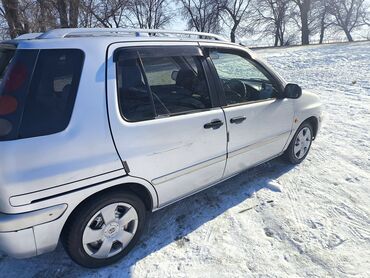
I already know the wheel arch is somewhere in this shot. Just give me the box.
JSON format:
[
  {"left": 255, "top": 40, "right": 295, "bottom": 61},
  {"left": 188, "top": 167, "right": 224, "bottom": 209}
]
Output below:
[
  {"left": 61, "top": 181, "right": 155, "bottom": 237},
  {"left": 303, "top": 116, "right": 319, "bottom": 139},
  {"left": 283, "top": 114, "right": 319, "bottom": 153}
]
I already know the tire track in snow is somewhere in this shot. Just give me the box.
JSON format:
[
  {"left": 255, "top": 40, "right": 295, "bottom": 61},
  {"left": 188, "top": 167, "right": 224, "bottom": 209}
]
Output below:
[
  {"left": 329, "top": 204, "right": 370, "bottom": 242},
  {"left": 284, "top": 175, "right": 307, "bottom": 234}
]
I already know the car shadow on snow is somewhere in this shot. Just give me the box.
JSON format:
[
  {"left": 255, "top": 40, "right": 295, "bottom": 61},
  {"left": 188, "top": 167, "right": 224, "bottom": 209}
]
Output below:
[{"left": 1, "top": 157, "right": 295, "bottom": 277}]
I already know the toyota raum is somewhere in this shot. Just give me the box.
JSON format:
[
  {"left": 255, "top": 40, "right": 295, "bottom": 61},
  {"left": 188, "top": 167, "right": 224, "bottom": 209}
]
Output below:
[{"left": 0, "top": 28, "right": 322, "bottom": 268}]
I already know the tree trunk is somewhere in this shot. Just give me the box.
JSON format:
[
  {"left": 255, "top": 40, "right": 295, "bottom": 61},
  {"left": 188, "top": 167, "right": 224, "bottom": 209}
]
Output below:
[
  {"left": 279, "top": 32, "right": 284, "bottom": 46},
  {"left": 297, "top": 0, "right": 311, "bottom": 45},
  {"left": 301, "top": 11, "right": 309, "bottom": 45},
  {"left": 69, "top": 0, "right": 79, "bottom": 28},
  {"left": 230, "top": 25, "right": 237, "bottom": 43},
  {"left": 343, "top": 28, "right": 353, "bottom": 42},
  {"left": 274, "top": 27, "right": 279, "bottom": 47},
  {"left": 319, "top": 12, "right": 326, "bottom": 44},
  {"left": 1, "top": 0, "right": 25, "bottom": 38},
  {"left": 319, "top": 26, "right": 325, "bottom": 44},
  {"left": 56, "top": 0, "right": 69, "bottom": 28},
  {"left": 37, "top": 0, "right": 47, "bottom": 32}
]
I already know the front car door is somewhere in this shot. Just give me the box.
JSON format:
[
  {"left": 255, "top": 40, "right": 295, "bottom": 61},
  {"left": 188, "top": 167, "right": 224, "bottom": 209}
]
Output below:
[
  {"left": 107, "top": 42, "right": 227, "bottom": 207},
  {"left": 202, "top": 43, "right": 294, "bottom": 177}
]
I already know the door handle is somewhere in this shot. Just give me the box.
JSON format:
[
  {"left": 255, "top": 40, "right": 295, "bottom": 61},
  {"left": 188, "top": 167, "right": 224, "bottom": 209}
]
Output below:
[
  {"left": 230, "top": 116, "right": 247, "bottom": 124},
  {"left": 204, "top": 120, "right": 224, "bottom": 130}
]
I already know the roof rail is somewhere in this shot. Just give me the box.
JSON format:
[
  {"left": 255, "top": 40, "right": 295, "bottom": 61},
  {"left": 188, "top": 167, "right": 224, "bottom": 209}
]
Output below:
[
  {"left": 37, "top": 28, "right": 227, "bottom": 41},
  {"left": 15, "top": 33, "right": 43, "bottom": 40}
]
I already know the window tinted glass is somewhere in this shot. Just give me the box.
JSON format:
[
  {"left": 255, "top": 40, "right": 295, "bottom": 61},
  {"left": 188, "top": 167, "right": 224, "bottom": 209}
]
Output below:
[
  {"left": 143, "top": 56, "right": 179, "bottom": 86},
  {"left": 19, "top": 49, "right": 84, "bottom": 138},
  {"left": 142, "top": 56, "right": 211, "bottom": 116},
  {"left": 210, "top": 51, "right": 278, "bottom": 105},
  {"left": 116, "top": 49, "right": 212, "bottom": 122},
  {"left": 117, "top": 58, "right": 155, "bottom": 121}
]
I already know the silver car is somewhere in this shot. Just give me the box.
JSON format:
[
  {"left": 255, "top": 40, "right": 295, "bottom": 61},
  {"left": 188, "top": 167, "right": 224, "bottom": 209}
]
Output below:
[{"left": 0, "top": 28, "right": 322, "bottom": 268}]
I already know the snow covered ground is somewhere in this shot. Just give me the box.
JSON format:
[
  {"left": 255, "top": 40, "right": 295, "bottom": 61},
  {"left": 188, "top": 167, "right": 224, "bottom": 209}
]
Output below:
[{"left": 1, "top": 42, "right": 369, "bottom": 277}]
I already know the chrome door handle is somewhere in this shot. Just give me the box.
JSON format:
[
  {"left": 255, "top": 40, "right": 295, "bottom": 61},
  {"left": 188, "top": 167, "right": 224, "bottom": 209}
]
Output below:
[
  {"left": 204, "top": 120, "right": 224, "bottom": 130},
  {"left": 230, "top": 116, "right": 246, "bottom": 124}
]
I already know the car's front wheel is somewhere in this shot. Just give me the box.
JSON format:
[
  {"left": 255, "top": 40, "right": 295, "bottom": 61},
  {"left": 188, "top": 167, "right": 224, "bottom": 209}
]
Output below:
[
  {"left": 62, "top": 190, "right": 146, "bottom": 268},
  {"left": 284, "top": 121, "right": 313, "bottom": 164}
]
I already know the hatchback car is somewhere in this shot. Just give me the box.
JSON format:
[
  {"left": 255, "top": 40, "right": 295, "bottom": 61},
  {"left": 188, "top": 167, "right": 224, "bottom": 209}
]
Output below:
[{"left": 0, "top": 28, "right": 322, "bottom": 268}]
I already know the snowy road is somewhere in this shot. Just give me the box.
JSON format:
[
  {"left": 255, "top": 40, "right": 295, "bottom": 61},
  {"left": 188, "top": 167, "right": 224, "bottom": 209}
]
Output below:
[{"left": 1, "top": 42, "right": 369, "bottom": 277}]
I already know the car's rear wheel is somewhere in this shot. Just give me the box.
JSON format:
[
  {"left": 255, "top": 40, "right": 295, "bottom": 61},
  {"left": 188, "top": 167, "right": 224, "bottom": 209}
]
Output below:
[
  {"left": 284, "top": 122, "right": 313, "bottom": 164},
  {"left": 62, "top": 190, "right": 146, "bottom": 268}
]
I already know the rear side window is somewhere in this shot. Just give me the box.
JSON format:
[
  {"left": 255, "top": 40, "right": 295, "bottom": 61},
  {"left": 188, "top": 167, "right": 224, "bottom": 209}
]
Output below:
[
  {"left": 0, "top": 48, "right": 84, "bottom": 141},
  {"left": 116, "top": 58, "right": 155, "bottom": 121},
  {"left": 144, "top": 56, "right": 179, "bottom": 86},
  {"left": 19, "top": 49, "right": 84, "bottom": 138},
  {"left": 115, "top": 47, "right": 212, "bottom": 122}
]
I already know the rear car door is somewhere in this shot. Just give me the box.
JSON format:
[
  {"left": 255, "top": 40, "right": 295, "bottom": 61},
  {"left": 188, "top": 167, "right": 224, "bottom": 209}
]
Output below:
[
  {"left": 107, "top": 42, "right": 227, "bottom": 207},
  {"left": 203, "top": 44, "right": 294, "bottom": 177}
]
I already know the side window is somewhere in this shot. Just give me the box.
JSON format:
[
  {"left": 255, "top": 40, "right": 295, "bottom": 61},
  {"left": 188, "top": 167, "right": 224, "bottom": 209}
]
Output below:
[
  {"left": 116, "top": 58, "right": 155, "bottom": 121},
  {"left": 144, "top": 56, "right": 179, "bottom": 86},
  {"left": 19, "top": 49, "right": 84, "bottom": 138},
  {"left": 116, "top": 49, "right": 212, "bottom": 122},
  {"left": 141, "top": 56, "right": 211, "bottom": 116},
  {"left": 209, "top": 50, "right": 279, "bottom": 105}
]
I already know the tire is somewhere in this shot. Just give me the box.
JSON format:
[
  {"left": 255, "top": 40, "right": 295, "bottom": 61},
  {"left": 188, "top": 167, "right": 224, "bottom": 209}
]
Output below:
[
  {"left": 284, "top": 121, "right": 313, "bottom": 164},
  {"left": 62, "top": 190, "right": 146, "bottom": 268}
]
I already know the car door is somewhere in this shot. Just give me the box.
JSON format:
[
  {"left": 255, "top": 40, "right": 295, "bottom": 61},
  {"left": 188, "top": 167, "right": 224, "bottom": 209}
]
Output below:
[
  {"left": 106, "top": 42, "right": 227, "bottom": 207},
  {"left": 203, "top": 44, "right": 294, "bottom": 177}
]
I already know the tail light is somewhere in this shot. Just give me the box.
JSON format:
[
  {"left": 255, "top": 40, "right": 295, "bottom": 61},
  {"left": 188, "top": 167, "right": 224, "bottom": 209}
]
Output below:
[
  {"left": 0, "top": 95, "right": 18, "bottom": 115},
  {"left": 0, "top": 118, "right": 12, "bottom": 136},
  {"left": 0, "top": 49, "right": 37, "bottom": 140}
]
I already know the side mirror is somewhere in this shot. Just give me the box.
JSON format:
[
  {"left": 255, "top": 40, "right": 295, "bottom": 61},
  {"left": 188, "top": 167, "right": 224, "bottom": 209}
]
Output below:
[
  {"left": 171, "top": 70, "right": 179, "bottom": 81},
  {"left": 284, "top": 83, "right": 302, "bottom": 99}
]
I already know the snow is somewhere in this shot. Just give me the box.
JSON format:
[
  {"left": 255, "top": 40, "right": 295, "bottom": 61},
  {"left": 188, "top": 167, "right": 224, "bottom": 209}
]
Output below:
[{"left": 1, "top": 42, "right": 370, "bottom": 277}]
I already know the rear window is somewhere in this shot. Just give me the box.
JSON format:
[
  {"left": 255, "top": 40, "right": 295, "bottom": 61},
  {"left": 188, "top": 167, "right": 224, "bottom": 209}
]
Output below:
[
  {"left": 0, "top": 47, "right": 84, "bottom": 141},
  {"left": 0, "top": 47, "right": 15, "bottom": 81}
]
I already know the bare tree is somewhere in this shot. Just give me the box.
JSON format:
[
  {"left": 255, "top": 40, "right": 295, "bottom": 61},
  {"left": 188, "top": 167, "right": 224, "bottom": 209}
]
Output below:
[
  {"left": 315, "top": 0, "right": 332, "bottom": 43},
  {"left": 219, "top": 0, "right": 253, "bottom": 42},
  {"left": 79, "top": 0, "right": 95, "bottom": 27},
  {"left": 81, "top": 0, "right": 129, "bottom": 27},
  {"left": 328, "top": 0, "right": 368, "bottom": 41},
  {"left": 1, "top": 0, "right": 58, "bottom": 37},
  {"left": 127, "top": 0, "right": 171, "bottom": 29},
  {"left": 1, "top": 0, "right": 27, "bottom": 38},
  {"left": 54, "top": 0, "right": 80, "bottom": 28},
  {"left": 55, "top": 0, "right": 68, "bottom": 27},
  {"left": 292, "top": 0, "right": 313, "bottom": 44},
  {"left": 36, "top": 0, "right": 58, "bottom": 32},
  {"left": 255, "top": 0, "right": 292, "bottom": 46},
  {"left": 69, "top": 0, "right": 79, "bottom": 27},
  {"left": 179, "top": 0, "right": 223, "bottom": 33},
  {"left": 0, "top": 0, "right": 369, "bottom": 43}
]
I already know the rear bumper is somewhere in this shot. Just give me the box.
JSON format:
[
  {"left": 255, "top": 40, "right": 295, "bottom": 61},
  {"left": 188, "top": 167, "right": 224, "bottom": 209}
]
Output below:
[{"left": 0, "top": 204, "right": 67, "bottom": 258}]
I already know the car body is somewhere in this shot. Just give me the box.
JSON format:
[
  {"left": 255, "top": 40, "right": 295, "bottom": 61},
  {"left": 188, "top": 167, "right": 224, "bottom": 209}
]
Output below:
[{"left": 0, "top": 28, "right": 322, "bottom": 267}]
